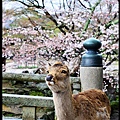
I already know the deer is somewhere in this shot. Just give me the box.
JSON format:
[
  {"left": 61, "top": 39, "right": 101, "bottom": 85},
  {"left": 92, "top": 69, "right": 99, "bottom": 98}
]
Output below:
[{"left": 45, "top": 61, "right": 111, "bottom": 120}]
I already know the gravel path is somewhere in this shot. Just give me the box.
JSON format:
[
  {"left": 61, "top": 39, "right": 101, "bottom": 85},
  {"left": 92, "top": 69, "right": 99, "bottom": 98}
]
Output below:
[{"left": 5, "top": 62, "right": 36, "bottom": 73}]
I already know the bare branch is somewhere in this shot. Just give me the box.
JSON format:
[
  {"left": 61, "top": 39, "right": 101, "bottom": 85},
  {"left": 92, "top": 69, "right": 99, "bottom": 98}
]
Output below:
[
  {"left": 63, "top": 0, "right": 66, "bottom": 9},
  {"left": 17, "top": 0, "right": 34, "bottom": 7},
  {"left": 105, "top": 19, "right": 119, "bottom": 29},
  {"left": 17, "top": 0, "right": 44, "bottom": 9},
  {"left": 42, "top": 0, "right": 45, "bottom": 8},
  {"left": 77, "top": 0, "right": 91, "bottom": 10},
  {"left": 65, "top": 0, "right": 72, "bottom": 10},
  {"left": 43, "top": 9, "right": 68, "bottom": 35},
  {"left": 50, "top": 0, "right": 59, "bottom": 18},
  {"left": 105, "top": 56, "right": 118, "bottom": 67},
  {"left": 59, "top": 0, "right": 62, "bottom": 9}
]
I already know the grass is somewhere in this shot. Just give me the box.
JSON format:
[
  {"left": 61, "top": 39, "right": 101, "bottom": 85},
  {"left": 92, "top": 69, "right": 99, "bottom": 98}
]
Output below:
[
  {"left": 110, "top": 96, "right": 119, "bottom": 110},
  {"left": 29, "top": 90, "right": 44, "bottom": 96}
]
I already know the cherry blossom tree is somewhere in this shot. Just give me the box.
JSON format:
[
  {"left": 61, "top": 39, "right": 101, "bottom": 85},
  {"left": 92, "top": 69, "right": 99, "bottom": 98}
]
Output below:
[{"left": 2, "top": 0, "right": 119, "bottom": 100}]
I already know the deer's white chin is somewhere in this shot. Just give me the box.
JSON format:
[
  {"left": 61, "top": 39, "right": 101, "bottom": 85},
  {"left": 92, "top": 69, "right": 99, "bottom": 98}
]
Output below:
[{"left": 46, "top": 81, "right": 55, "bottom": 86}]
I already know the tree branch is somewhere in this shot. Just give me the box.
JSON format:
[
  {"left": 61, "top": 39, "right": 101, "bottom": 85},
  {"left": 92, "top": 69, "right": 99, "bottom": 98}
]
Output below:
[
  {"left": 77, "top": 0, "right": 91, "bottom": 10},
  {"left": 43, "top": 9, "right": 69, "bottom": 35},
  {"left": 105, "top": 19, "right": 119, "bottom": 29},
  {"left": 17, "top": 0, "right": 44, "bottom": 9},
  {"left": 80, "top": 0, "right": 101, "bottom": 37}
]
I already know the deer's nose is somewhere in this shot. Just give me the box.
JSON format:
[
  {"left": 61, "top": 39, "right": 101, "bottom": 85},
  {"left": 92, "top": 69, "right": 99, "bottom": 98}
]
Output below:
[{"left": 46, "top": 74, "right": 53, "bottom": 81}]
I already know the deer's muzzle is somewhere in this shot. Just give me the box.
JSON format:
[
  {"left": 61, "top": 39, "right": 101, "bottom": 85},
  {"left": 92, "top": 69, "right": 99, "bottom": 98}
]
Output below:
[{"left": 46, "top": 74, "right": 53, "bottom": 81}]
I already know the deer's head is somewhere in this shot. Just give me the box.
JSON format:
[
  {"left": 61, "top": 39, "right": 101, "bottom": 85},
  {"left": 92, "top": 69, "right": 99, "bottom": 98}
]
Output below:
[{"left": 45, "top": 61, "right": 70, "bottom": 93}]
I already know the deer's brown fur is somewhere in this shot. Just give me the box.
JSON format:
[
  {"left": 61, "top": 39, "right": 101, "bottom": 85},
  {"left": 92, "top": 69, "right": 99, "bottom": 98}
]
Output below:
[{"left": 45, "top": 61, "right": 111, "bottom": 120}]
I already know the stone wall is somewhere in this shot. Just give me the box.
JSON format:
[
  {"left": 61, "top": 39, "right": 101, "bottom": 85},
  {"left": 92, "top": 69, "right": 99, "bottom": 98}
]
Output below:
[{"left": 2, "top": 75, "right": 81, "bottom": 120}]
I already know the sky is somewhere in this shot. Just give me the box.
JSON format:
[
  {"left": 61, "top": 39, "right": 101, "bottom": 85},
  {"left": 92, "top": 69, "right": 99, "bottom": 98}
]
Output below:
[
  {"left": 3, "top": 0, "right": 119, "bottom": 12},
  {"left": 3, "top": 0, "right": 62, "bottom": 11},
  {"left": 2, "top": 0, "right": 94, "bottom": 11},
  {"left": 2, "top": 0, "right": 118, "bottom": 29},
  {"left": 2, "top": 0, "right": 83, "bottom": 28},
  {"left": 3, "top": 1, "right": 23, "bottom": 10}
]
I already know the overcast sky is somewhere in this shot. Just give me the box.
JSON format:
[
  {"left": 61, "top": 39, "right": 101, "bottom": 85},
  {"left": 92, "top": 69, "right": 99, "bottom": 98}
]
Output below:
[
  {"left": 2, "top": 0, "right": 118, "bottom": 29},
  {"left": 2, "top": 0, "right": 96, "bottom": 11}
]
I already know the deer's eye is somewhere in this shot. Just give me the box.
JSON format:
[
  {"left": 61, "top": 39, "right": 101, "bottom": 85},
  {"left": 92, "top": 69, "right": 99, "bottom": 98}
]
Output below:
[
  {"left": 47, "top": 70, "right": 49, "bottom": 73},
  {"left": 61, "top": 70, "right": 67, "bottom": 74}
]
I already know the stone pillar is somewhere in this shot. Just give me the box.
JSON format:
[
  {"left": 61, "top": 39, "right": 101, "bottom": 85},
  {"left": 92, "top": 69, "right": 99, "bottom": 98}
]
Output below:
[
  {"left": 22, "top": 107, "right": 36, "bottom": 120},
  {"left": 80, "top": 38, "right": 103, "bottom": 91}
]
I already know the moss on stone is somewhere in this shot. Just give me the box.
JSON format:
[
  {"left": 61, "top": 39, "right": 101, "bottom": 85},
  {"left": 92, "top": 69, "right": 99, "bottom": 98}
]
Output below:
[{"left": 29, "top": 90, "right": 44, "bottom": 96}]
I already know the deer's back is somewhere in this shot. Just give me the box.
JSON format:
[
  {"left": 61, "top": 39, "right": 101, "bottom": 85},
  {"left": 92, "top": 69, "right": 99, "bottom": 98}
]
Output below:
[{"left": 72, "top": 89, "right": 111, "bottom": 120}]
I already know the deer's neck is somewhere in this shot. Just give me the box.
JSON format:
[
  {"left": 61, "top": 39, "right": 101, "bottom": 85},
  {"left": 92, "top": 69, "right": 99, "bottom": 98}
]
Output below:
[{"left": 53, "top": 84, "right": 75, "bottom": 120}]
